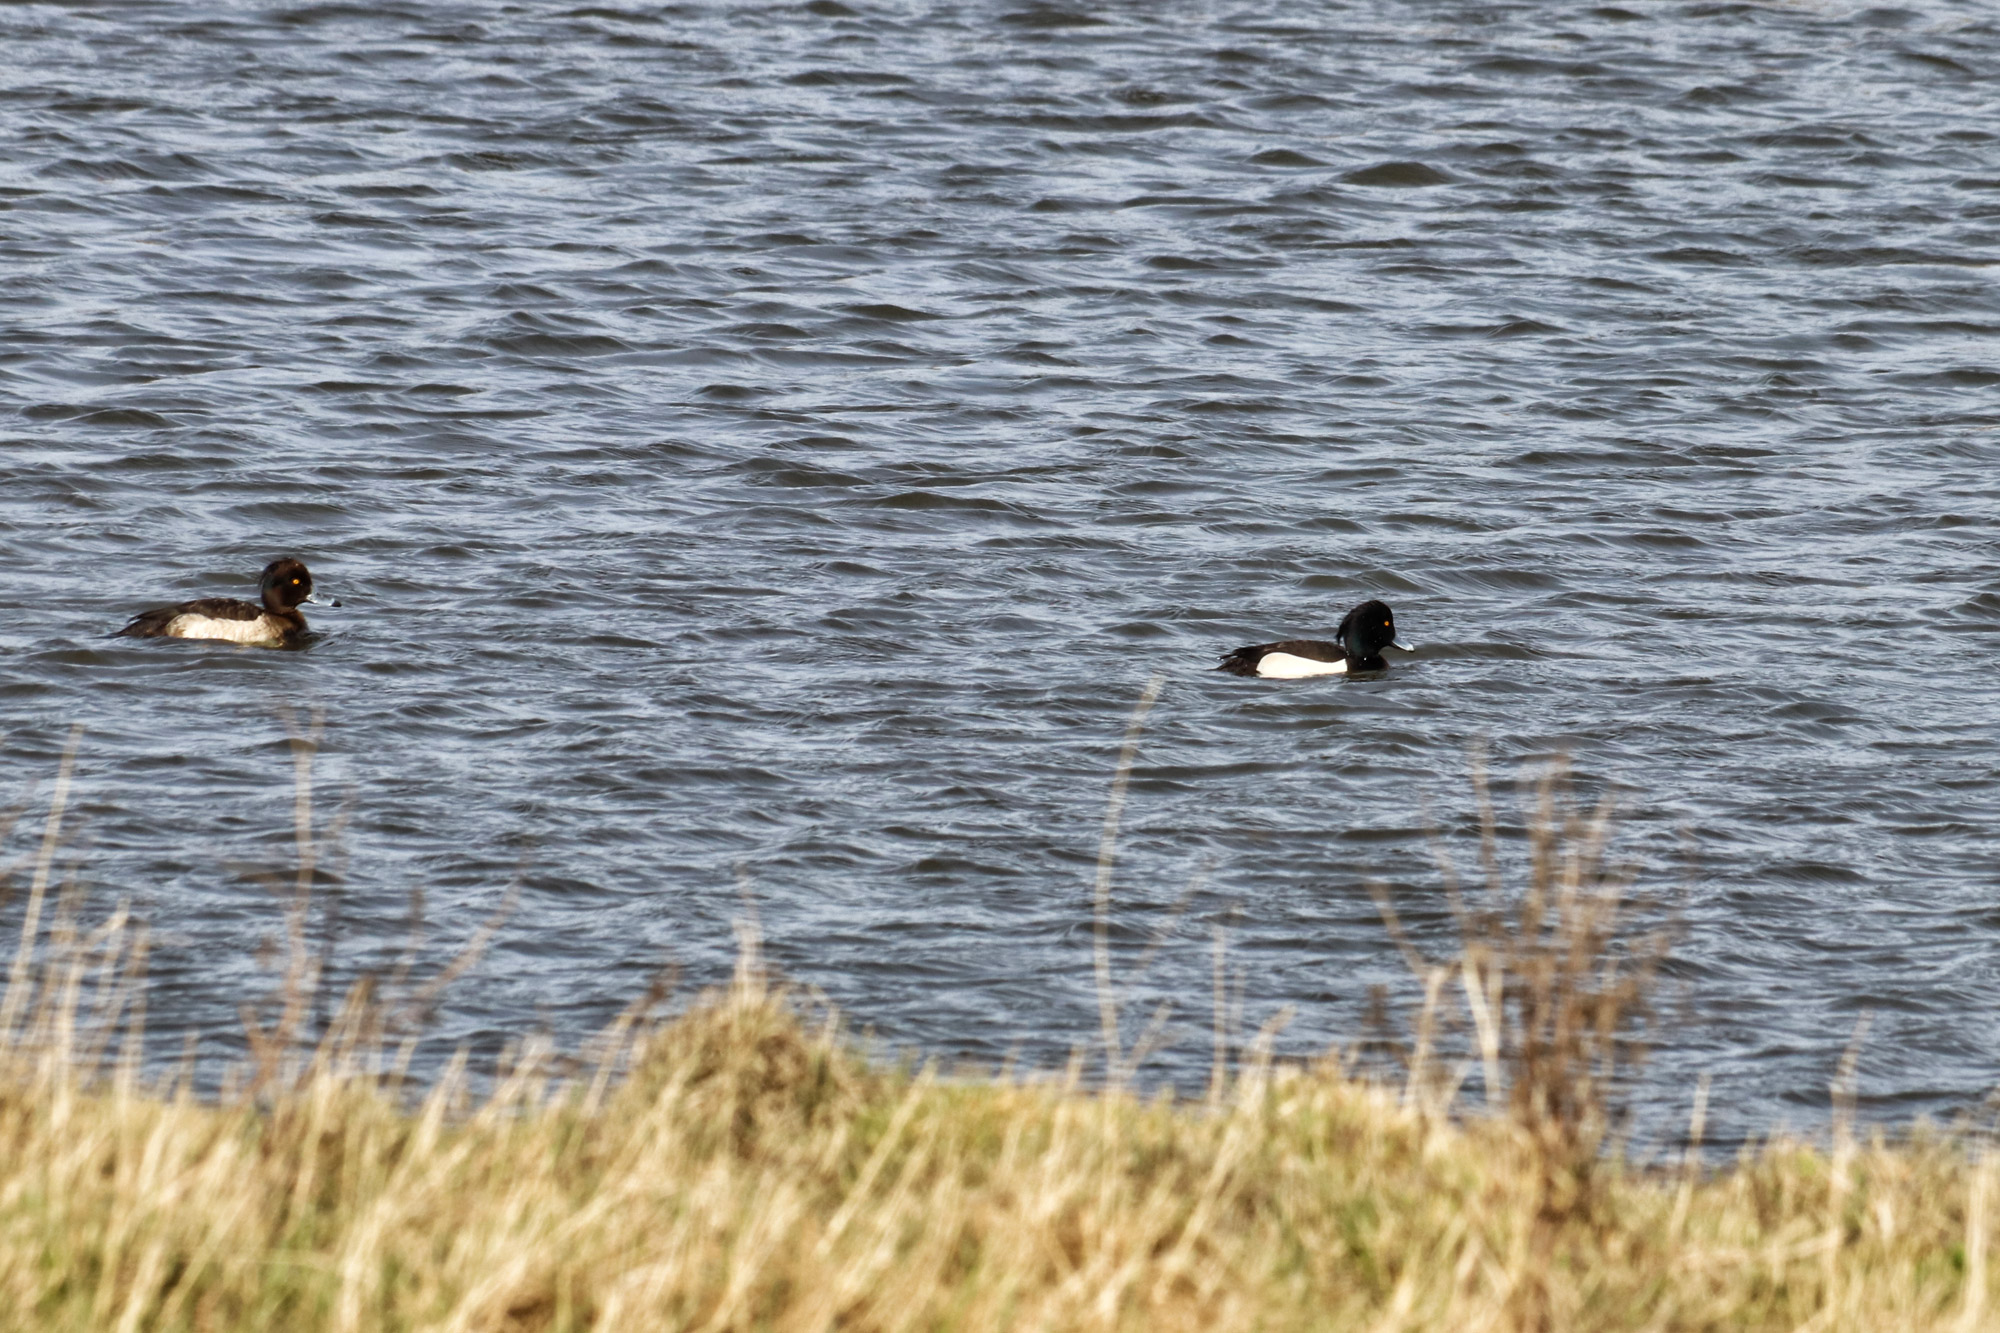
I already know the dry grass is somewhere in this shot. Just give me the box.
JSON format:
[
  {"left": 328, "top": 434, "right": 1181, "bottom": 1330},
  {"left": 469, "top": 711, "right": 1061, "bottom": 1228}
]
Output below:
[
  {"left": 0, "top": 931, "right": 1994, "bottom": 1331},
  {"left": 0, "top": 728, "right": 1994, "bottom": 1331}
]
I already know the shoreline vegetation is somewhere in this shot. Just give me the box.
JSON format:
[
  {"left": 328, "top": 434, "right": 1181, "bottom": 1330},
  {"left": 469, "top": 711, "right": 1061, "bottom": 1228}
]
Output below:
[{"left": 3, "top": 720, "right": 1996, "bottom": 1331}]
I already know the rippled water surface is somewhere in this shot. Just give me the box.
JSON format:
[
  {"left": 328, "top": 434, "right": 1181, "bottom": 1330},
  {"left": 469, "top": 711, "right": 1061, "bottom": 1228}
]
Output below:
[{"left": 4, "top": 0, "right": 1999, "bottom": 1140}]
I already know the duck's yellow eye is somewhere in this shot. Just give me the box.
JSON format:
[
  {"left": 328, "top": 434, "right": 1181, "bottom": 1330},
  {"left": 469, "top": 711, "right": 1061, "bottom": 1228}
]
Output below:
[{"left": 293, "top": 579, "right": 301, "bottom": 585}]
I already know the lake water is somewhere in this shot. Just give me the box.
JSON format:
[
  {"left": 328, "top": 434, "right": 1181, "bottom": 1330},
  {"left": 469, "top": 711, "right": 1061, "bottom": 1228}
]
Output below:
[{"left": 2, "top": 0, "right": 1998, "bottom": 1144}]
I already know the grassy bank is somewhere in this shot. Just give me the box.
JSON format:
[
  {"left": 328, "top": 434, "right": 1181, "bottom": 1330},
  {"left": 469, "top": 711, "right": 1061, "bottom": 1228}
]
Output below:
[
  {"left": 0, "top": 938, "right": 1993, "bottom": 1332},
  {"left": 2, "top": 730, "right": 1995, "bottom": 1330}
]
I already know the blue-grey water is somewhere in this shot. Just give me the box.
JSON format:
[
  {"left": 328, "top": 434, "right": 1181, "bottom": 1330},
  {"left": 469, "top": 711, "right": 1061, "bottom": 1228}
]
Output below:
[{"left": 3, "top": 0, "right": 1999, "bottom": 1143}]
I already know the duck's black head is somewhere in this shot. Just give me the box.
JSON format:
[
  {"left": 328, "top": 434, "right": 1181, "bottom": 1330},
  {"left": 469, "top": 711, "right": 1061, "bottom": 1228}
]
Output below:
[
  {"left": 259, "top": 558, "right": 331, "bottom": 613},
  {"left": 1335, "top": 599, "right": 1408, "bottom": 669}
]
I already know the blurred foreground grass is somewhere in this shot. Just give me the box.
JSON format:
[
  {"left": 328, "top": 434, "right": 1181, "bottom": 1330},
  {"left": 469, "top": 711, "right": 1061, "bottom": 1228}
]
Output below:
[
  {"left": 3, "top": 938, "right": 1994, "bottom": 1331},
  {"left": 1, "top": 725, "right": 1995, "bottom": 1331}
]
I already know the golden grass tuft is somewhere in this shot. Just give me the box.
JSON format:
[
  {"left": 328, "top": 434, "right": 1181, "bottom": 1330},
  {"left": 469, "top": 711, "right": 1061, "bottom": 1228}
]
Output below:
[
  {"left": 0, "top": 724, "right": 1995, "bottom": 1330},
  {"left": 0, "top": 945, "right": 1994, "bottom": 1331}
]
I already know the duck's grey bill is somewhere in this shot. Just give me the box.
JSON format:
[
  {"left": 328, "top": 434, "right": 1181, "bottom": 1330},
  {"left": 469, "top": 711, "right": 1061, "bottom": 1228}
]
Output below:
[
  {"left": 306, "top": 592, "right": 342, "bottom": 607},
  {"left": 1392, "top": 640, "right": 1414, "bottom": 652}
]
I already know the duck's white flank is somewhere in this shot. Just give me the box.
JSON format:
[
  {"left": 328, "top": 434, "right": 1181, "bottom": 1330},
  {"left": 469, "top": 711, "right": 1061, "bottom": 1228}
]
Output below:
[
  {"left": 1254, "top": 652, "right": 1349, "bottom": 679},
  {"left": 165, "top": 613, "right": 285, "bottom": 646}
]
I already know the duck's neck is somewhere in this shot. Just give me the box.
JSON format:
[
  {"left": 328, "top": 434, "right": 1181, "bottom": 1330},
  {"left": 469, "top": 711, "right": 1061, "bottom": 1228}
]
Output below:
[
  {"left": 262, "top": 591, "right": 307, "bottom": 634},
  {"left": 1341, "top": 635, "right": 1387, "bottom": 672}
]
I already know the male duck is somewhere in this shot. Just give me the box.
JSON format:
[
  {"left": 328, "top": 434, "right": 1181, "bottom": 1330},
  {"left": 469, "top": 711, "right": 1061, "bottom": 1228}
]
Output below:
[
  {"left": 116, "top": 558, "right": 339, "bottom": 647},
  {"left": 1216, "top": 599, "right": 1412, "bottom": 678}
]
